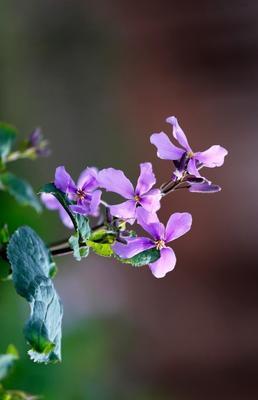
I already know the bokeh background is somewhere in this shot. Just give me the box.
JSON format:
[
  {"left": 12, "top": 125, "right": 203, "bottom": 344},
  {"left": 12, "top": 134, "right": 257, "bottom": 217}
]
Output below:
[{"left": 0, "top": 1, "right": 258, "bottom": 399}]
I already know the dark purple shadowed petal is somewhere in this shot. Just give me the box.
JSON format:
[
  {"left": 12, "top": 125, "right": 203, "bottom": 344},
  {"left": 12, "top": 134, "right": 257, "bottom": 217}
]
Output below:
[
  {"left": 29, "top": 128, "right": 43, "bottom": 146},
  {"left": 150, "top": 132, "right": 184, "bottom": 160},
  {"left": 109, "top": 200, "right": 136, "bottom": 220},
  {"left": 165, "top": 212, "right": 192, "bottom": 243},
  {"left": 139, "top": 189, "right": 161, "bottom": 213},
  {"left": 113, "top": 237, "right": 154, "bottom": 259},
  {"left": 136, "top": 207, "right": 165, "bottom": 240},
  {"left": 149, "top": 247, "right": 176, "bottom": 278},
  {"left": 135, "top": 162, "right": 156, "bottom": 195},
  {"left": 70, "top": 204, "right": 91, "bottom": 215},
  {"left": 195, "top": 145, "right": 228, "bottom": 168},
  {"left": 98, "top": 168, "right": 134, "bottom": 199},
  {"left": 55, "top": 166, "right": 77, "bottom": 194},
  {"left": 166, "top": 116, "right": 192, "bottom": 152},
  {"left": 189, "top": 183, "right": 221, "bottom": 193}
]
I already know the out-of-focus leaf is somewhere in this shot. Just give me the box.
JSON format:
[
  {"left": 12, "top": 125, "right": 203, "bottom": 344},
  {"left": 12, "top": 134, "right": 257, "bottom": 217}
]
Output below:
[
  {"left": 0, "top": 384, "right": 40, "bottom": 399},
  {"left": 0, "top": 123, "right": 17, "bottom": 161},
  {"left": 0, "top": 173, "right": 42, "bottom": 212},
  {"left": 7, "top": 226, "right": 63, "bottom": 364},
  {"left": 0, "top": 225, "right": 9, "bottom": 245},
  {"left": 116, "top": 248, "right": 160, "bottom": 267},
  {"left": 0, "top": 345, "right": 19, "bottom": 381}
]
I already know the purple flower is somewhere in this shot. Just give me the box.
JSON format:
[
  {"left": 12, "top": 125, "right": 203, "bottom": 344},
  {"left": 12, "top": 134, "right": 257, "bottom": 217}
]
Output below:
[
  {"left": 113, "top": 208, "right": 192, "bottom": 278},
  {"left": 55, "top": 166, "right": 101, "bottom": 216},
  {"left": 28, "top": 128, "right": 51, "bottom": 157},
  {"left": 98, "top": 163, "right": 161, "bottom": 222},
  {"left": 41, "top": 193, "right": 73, "bottom": 229},
  {"left": 150, "top": 116, "right": 228, "bottom": 177}
]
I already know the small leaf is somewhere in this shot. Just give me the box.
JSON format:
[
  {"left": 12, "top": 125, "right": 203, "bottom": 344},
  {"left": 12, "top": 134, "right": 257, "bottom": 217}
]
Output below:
[
  {"left": 0, "top": 345, "right": 19, "bottom": 381},
  {"left": 0, "top": 225, "right": 9, "bottom": 245},
  {"left": 116, "top": 247, "right": 160, "bottom": 267},
  {"left": 0, "top": 123, "right": 17, "bottom": 161},
  {"left": 7, "top": 227, "right": 63, "bottom": 364},
  {"left": 0, "top": 173, "right": 42, "bottom": 212},
  {"left": 68, "top": 233, "right": 89, "bottom": 261}
]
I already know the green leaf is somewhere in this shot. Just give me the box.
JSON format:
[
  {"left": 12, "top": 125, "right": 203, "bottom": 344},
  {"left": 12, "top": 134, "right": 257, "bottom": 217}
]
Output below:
[
  {"left": 7, "top": 227, "right": 63, "bottom": 364},
  {"left": 68, "top": 233, "right": 89, "bottom": 261},
  {"left": 116, "top": 247, "right": 160, "bottom": 267},
  {"left": 0, "top": 385, "right": 39, "bottom": 400},
  {"left": 86, "top": 229, "right": 117, "bottom": 257},
  {"left": 0, "top": 173, "right": 42, "bottom": 212},
  {"left": 0, "top": 123, "right": 17, "bottom": 161},
  {"left": 0, "top": 225, "right": 9, "bottom": 245},
  {"left": 0, "top": 345, "right": 19, "bottom": 381}
]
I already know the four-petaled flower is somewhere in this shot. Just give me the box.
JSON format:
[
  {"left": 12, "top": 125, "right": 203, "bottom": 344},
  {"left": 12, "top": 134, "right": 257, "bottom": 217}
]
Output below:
[
  {"left": 55, "top": 166, "right": 101, "bottom": 216},
  {"left": 98, "top": 162, "right": 161, "bottom": 222},
  {"left": 150, "top": 116, "right": 228, "bottom": 178},
  {"left": 113, "top": 208, "right": 192, "bottom": 278}
]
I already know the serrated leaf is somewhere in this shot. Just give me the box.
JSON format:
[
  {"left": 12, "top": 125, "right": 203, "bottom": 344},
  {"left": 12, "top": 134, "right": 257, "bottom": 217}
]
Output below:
[
  {"left": 116, "top": 247, "right": 160, "bottom": 267},
  {"left": 68, "top": 233, "right": 89, "bottom": 261},
  {"left": 0, "top": 123, "right": 17, "bottom": 161},
  {"left": 0, "top": 345, "right": 19, "bottom": 381},
  {"left": 39, "top": 183, "right": 91, "bottom": 242},
  {"left": 7, "top": 227, "right": 63, "bottom": 364},
  {"left": 0, "top": 173, "right": 42, "bottom": 212}
]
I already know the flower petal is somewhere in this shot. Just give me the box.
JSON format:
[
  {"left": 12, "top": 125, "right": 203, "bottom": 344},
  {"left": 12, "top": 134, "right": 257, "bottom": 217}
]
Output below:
[
  {"left": 195, "top": 145, "right": 228, "bottom": 168},
  {"left": 165, "top": 212, "right": 192, "bottom": 243},
  {"left": 166, "top": 116, "right": 191, "bottom": 151},
  {"left": 113, "top": 237, "right": 154, "bottom": 259},
  {"left": 89, "top": 189, "right": 102, "bottom": 216},
  {"left": 149, "top": 247, "right": 176, "bottom": 278},
  {"left": 109, "top": 200, "right": 136, "bottom": 220},
  {"left": 137, "top": 207, "right": 165, "bottom": 240},
  {"left": 77, "top": 167, "right": 99, "bottom": 191},
  {"left": 55, "top": 166, "right": 76, "bottom": 194},
  {"left": 136, "top": 162, "right": 156, "bottom": 195},
  {"left": 98, "top": 168, "right": 134, "bottom": 199},
  {"left": 58, "top": 207, "right": 74, "bottom": 229},
  {"left": 41, "top": 193, "right": 59, "bottom": 210},
  {"left": 150, "top": 132, "right": 184, "bottom": 160},
  {"left": 139, "top": 189, "right": 161, "bottom": 213},
  {"left": 70, "top": 204, "right": 91, "bottom": 215},
  {"left": 187, "top": 158, "right": 201, "bottom": 177},
  {"left": 189, "top": 182, "right": 221, "bottom": 193}
]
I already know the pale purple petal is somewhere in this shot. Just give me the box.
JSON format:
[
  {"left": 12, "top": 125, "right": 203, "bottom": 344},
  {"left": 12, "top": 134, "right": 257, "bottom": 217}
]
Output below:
[
  {"left": 41, "top": 193, "right": 59, "bottom": 210},
  {"left": 70, "top": 204, "right": 91, "bottom": 215},
  {"left": 55, "top": 166, "right": 76, "bottom": 194},
  {"left": 189, "top": 183, "right": 221, "bottom": 193},
  {"left": 98, "top": 168, "right": 134, "bottom": 199},
  {"left": 149, "top": 247, "right": 176, "bottom": 278},
  {"left": 195, "top": 145, "right": 228, "bottom": 168},
  {"left": 109, "top": 200, "right": 136, "bottom": 220},
  {"left": 137, "top": 207, "right": 165, "bottom": 240},
  {"left": 150, "top": 132, "right": 184, "bottom": 160},
  {"left": 139, "top": 189, "right": 161, "bottom": 213},
  {"left": 135, "top": 162, "right": 157, "bottom": 195},
  {"left": 89, "top": 189, "right": 102, "bottom": 216},
  {"left": 77, "top": 167, "right": 99, "bottom": 191},
  {"left": 58, "top": 207, "right": 74, "bottom": 229},
  {"left": 113, "top": 237, "right": 154, "bottom": 259},
  {"left": 187, "top": 158, "right": 201, "bottom": 177},
  {"left": 165, "top": 212, "right": 192, "bottom": 243},
  {"left": 166, "top": 116, "right": 192, "bottom": 152}
]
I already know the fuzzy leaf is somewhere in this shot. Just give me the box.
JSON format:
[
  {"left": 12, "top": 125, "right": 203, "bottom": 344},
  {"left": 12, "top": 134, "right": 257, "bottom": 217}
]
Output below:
[
  {"left": 0, "top": 173, "right": 42, "bottom": 212},
  {"left": 7, "top": 226, "right": 63, "bottom": 364},
  {"left": 0, "top": 123, "right": 17, "bottom": 161},
  {"left": 116, "top": 248, "right": 160, "bottom": 267},
  {"left": 0, "top": 345, "right": 19, "bottom": 381}
]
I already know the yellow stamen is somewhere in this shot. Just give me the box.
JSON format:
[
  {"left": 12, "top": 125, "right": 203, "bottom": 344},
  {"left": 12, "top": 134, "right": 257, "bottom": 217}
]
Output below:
[
  {"left": 187, "top": 151, "right": 194, "bottom": 158},
  {"left": 155, "top": 240, "right": 166, "bottom": 250},
  {"left": 134, "top": 195, "right": 140, "bottom": 202}
]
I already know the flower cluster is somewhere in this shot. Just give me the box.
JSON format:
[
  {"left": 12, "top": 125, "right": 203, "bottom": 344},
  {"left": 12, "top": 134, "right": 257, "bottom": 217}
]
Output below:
[{"left": 42, "top": 116, "right": 228, "bottom": 278}]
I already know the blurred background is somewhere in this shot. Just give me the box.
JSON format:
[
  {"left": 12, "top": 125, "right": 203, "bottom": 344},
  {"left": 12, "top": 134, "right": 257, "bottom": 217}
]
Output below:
[{"left": 0, "top": 1, "right": 258, "bottom": 399}]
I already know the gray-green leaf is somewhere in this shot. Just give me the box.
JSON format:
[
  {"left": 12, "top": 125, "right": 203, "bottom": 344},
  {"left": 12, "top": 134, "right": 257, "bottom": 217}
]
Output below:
[
  {"left": 0, "top": 172, "right": 42, "bottom": 212},
  {"left": 0, "top": 123, "right": 17, "bottom": 161},
  {"left": 116, "top": 247, "right": 160, "bottom": 267},
  {"left": 7, "top": 226, "right": 63, "bottom": 364}
]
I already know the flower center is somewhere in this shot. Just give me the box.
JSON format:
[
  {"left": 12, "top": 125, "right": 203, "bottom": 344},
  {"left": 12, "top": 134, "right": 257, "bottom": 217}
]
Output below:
[
  {"left": 134, "top": 195, "right": 140, "bottom": 203},
  {"left": 155, "top": 239, "right": 166, "bottom": 250},
  {"left": 187, "top": 151, "right": 194, "bottom": 159},
  {"left": 76, "top": 188, "right": 86, "bottom": 200}
]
